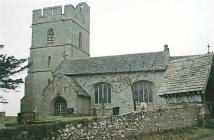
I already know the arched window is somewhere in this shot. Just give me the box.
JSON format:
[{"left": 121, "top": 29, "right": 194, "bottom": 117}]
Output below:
[
  {"left": 132, "top": 80, "right": 153, "bottom": 103},
  {"left": 94, "top": 82, "right": 111, "bottom": 104},
  {"left": 80, "top": 5, "right": 84, "bottom": 13},
  {"left": 78, "top": 32, "right": 82, "bottom": 48},
  {"left": 48, "top": 56, "right": 51, "bottom": 66},
  {"left": 47, "top": 28, "right": 54, "bottom": 46}
]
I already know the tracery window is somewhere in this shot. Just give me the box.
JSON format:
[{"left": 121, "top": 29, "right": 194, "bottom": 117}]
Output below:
[
  {"left": 47, "top": 28, "right": 54, "bottom": 46},
  {"left": 132, "top": 80, "right": 153, "bottom": 102},
  {"left": 94, "top": 82, "right": 111, "bottom": 104},
  {"left": 78, "top": 32, "right": 82, "bottom": 48}
]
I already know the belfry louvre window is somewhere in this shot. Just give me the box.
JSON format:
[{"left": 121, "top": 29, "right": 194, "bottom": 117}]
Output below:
[
  {"left": 132, "top": 80, "right": 153, "bottom": 102},
  {"left": 47, "top": 28, "right": 54, "bottom": 46},
  {"left": 94, "top": 83, "right": 111, "bottom": 104}
]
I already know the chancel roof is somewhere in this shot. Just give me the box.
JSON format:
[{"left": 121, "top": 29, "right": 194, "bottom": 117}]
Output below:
[
  {"left": 58, "top": 51, "right": 168, "bottom": 75},
  {"left": 158, "top": 54, "right": 213, "bottom": 96}
]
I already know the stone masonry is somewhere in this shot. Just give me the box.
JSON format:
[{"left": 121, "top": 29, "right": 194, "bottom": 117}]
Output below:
[
  {"left": 21, "top": 2, "right": 214, "bottom": 116},
  {"left": 21, "top": 3, "right": 90, "bottom": 113},
  {"left": 0, "top": 104, "right": 202, "bottom": 140}
]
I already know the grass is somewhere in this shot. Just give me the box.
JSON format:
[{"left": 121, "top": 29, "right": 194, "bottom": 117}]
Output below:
[
  {"left": 0, "top": 115, "right": 95, "bottom": 128},
  {"left": 36, "top": 115, "right": 95, "bottom": 122},
  {"left": 0, "top": 116, "right": 17, "bottom": 128},
  {"left": 125, "top": 127, "right": 214, "bottom": 140}
]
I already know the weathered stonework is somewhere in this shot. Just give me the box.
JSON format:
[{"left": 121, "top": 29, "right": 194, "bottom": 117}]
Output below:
[
  {"left": 21, "top": 2, "right": 214, "bottom": 116},
  {"left": 0, "top": 104, "right": 202, "bottom": 140},
  {"left": 21, "top": 3, "right": 90, "bottom": 113},
  {"left": 72, "top": 71, "right": 166, "bottom": 115},
  {"left": 42, "top": 73, "right": 91, "bottom": 115},
  {"left": 58, "top": 104, "right": 199, "bottom": 139}
]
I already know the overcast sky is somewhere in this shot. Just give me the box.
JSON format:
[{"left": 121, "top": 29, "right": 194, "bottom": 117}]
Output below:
[{"left": 0, "top": 0, "right": 214, "bottom": 116}]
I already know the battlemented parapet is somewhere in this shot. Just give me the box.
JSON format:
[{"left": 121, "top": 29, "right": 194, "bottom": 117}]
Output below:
[{"left": 32, "top": 2, "right": 90, "bottom": 30}]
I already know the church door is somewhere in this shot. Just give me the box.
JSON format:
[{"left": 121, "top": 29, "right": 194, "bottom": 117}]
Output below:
[{"left": 54, "top": 97, "right": 67, "bottom": 115}]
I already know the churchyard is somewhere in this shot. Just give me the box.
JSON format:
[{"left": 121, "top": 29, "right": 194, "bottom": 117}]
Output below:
[{"left": 0, "top": 103, "right": 214, "bottom": 139}]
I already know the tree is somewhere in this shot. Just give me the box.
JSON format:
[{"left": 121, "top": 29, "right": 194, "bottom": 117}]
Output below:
[
  {"left": 0, "top": 95, "right": 8, "bottom": 104},
  {"left": 0, "top": 44, "right": 28, "bottom": 90}
]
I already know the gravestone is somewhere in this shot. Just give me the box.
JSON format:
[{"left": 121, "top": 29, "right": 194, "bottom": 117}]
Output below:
[{"left": 67, "top": 108, "right": 74, "bottom": 114}]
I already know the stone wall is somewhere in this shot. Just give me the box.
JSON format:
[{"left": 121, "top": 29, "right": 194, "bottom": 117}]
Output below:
[
  {"left": 74, "top": 71, "right": 166, "bottom": 115},
  {"left": 0, "top": 104, "right": 201, "bottom": 140},
  {"left": 21, "top": 2, "right": 90, "bottom": 113}
]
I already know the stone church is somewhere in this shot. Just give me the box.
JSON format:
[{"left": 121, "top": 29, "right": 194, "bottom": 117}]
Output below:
[{"left": 21, "top": 3, "right": 214, "bottom": 116}]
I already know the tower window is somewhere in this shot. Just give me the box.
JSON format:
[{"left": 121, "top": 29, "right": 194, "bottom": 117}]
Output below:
[
  {"left": 48, "top": 56, "right": 51, "bottom": 66},
  {"left": 47, "top": 28, "right": 54, "bottom": 46},
  {"left": 80, "top": 5, "right": 84, "bottom": 13},
  {"left": 78, "top": 32, "right": 82, "bottom": 48}
]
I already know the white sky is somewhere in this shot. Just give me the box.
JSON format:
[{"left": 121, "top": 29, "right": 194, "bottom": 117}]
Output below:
[{"left": 0, "top": 0, "right": 214, "bottom": 116}]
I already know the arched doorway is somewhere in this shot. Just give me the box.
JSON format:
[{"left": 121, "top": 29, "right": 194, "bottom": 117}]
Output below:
[{"left": 53, "top": 96, "right": 67, "bottom": 116}]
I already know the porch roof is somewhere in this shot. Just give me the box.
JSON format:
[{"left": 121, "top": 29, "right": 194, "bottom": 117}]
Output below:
[{"left": 158, "top": 54, "right": 213, "bottom": 96}]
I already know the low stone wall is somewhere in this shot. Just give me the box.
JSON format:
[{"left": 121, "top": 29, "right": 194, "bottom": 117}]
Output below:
[{"left": 0, "top": 104, "right": 201, "bottom": 140}]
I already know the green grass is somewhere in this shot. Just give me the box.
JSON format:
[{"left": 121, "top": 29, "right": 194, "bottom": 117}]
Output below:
[
  {"left": 0, "top": 116, "right": 17, "bottom": 124},
  {"left": 0, "top": 115, "right": 95, "bottom": 128},
  {"left": 36, "top": 115, "right": 95, "bottom": 122},
  {"left": 0, "top": 116, "right": 17, "bottom": 128}
]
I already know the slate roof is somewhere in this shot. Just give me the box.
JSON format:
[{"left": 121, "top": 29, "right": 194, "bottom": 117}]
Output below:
[
  {"left": 57, "top": 51, "right": 168, "bottom": 75},
  {"left": 158, "top": 54, "right": 213, "bottom": 96}
]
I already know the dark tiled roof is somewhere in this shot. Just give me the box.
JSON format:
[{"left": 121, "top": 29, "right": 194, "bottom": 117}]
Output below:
[
  {"left": 58, "top": 51, "right": 168, "bottom": 75},
  {"left": 159, "top": 54, "right": 213, "bottom": 96}
]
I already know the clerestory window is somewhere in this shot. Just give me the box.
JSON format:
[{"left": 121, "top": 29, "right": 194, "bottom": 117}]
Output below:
[
  {"left": 132, "top": 80, "right": 153, "bottom": 103},
  {"left": 94, "top": 82, "right": 111, "bottom": 104},
  {"left": 47, "top": 28, "right": 54, "bottom": 46}
]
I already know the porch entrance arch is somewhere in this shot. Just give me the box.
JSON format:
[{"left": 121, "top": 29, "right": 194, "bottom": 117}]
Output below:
[{"left": 52, "top": 96, "right": 67, "bottom": 115}]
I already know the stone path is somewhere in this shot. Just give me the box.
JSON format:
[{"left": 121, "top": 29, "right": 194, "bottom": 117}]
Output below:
[{"left": 200, "top": 136, "right": 214, "bottom": 140}]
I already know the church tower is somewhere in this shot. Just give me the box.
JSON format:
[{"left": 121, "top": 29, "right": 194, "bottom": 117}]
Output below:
[{"left": 21, "top": 3, "right": 90, "bottom": 113}]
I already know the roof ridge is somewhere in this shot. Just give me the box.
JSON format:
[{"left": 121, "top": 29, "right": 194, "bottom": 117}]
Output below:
[
  {"left": 67, "top": 51, "right": 165, "bottom": 61},
  {"left": 170, "top": 54, "right": 211, "bottom": 63},
  {"left": 59, "top": 51, "right": 167, "bottom": 75}
]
